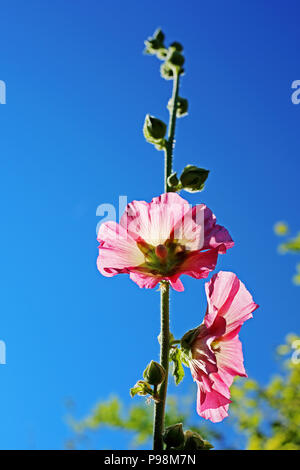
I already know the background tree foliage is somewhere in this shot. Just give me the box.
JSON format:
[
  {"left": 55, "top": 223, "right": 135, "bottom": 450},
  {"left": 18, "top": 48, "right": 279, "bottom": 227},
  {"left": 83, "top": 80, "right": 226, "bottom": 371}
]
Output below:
[
  {"left": 230, "top": 333, "right": 300, "bottom": 450},
  {"left": 274, "top": 222, "right": 300, "bottom": 285}
]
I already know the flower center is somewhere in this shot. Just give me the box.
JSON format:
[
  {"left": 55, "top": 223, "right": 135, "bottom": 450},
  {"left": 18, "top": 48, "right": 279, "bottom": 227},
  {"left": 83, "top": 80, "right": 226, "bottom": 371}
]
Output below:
[
  {"left": 155, "top": 244, "right": 168, "bottom": 260},
  {"left": 137, "top": 239, "right": 187, "bottom": 276}
]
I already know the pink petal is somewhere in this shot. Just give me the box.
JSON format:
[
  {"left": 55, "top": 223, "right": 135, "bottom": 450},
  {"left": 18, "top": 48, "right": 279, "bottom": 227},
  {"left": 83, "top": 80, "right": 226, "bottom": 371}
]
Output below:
[
  {"left": 120, "top": 193, "right": 191, "bottom": 246},
  {"left": 179, "top": 248, "right": 219, "bottom": 280},
  {"left": 168, "top": 276, "right": 184, "bottom": 292},
  {"left": 205, "top": 271, "right": 259, "bottom": 332},
  {"left": 199, "top": 205, "right": 234, "bottom": 253},
  {"left": 213, "top": 335, "right": 247, "bottom": 388},
  {"left": 196, "top": 380, "right": 231, "bottom": 423},
  {"left": 129, "top": 272, "right": 160, "bottom": 289},
  {"left": 97, "top": 221, "right": 144, "bottom": 277}
]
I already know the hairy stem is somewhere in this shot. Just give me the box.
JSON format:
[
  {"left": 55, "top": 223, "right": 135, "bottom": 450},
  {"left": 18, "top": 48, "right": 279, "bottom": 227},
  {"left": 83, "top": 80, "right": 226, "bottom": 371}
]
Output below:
[
  {"left": 153, "top": 69, "right": 180, "bottom": 451},
  {"left": 153, "top": 282, "right": 170, "bottom": 450},
  {"left": 164, "top": 69, "right": 180, "bottom": 192}
]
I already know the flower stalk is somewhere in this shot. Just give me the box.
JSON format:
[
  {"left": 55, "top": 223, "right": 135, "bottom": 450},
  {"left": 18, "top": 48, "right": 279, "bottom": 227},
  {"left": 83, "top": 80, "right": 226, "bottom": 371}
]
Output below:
[
  {"left": 164, "top": 69, "right": 180, "bottom": 192},
  {"left": 153, "top": 69, "right": 180, "bottom": 451},
  {"left": 153, "top": 281, "right": 170, "bottom": 450}
]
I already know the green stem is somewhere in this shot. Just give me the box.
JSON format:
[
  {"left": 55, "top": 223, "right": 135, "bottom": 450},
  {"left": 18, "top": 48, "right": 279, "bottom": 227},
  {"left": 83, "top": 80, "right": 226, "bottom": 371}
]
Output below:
[
  {"left": 164, "top": 69, "right": 180, "bottom": 192},
  {"left": 153, "top": 282, "right": 170, "bottom": 450},
  {"left": 153, "top": 69, "right": 180, "bottom": 451}
]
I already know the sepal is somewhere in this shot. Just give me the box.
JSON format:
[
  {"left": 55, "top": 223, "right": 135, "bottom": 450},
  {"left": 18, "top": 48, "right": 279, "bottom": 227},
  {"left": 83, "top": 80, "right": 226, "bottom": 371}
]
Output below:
[{"left": 130, "top": 380, "right": 153, "bottom": 398}]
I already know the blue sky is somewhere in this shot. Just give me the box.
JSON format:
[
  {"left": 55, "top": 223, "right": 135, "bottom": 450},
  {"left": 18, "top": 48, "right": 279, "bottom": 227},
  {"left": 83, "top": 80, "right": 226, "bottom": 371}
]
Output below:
[{"left": 0, "top": 0, "right": 299, "bottom": 449}]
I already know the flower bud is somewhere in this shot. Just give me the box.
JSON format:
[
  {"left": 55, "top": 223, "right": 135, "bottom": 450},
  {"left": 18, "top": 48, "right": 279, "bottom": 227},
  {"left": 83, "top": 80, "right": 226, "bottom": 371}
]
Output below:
[
  {"left": 176, "top": 97, "right": 188, "bottom": 117},
  {"left": 144, "top": 29, "right": 166, "bottom": 56},
  {"left": 167, "top": 172, "right": 179, "bottom": 191},
  {"left": 160, "top": 62, "right": 174, "bottom": 80},
  {"left": 153, "top": 28, "right": 165, "bottom": 44},
  {"left": 183, "top": 431, "right": 213, "bottom": 451},
  {"left": 156, "top": 48, "right": 168, "bottom": 60},
  {"left": 143, "top": 114, "right": 167, "bottom": 150},
  {"left": 143, "top": 360, "right": 166, "bottom": 386},
  {"left": 170, "top": 41, "right": 183, "bottom": 52},
  {"left": 167, "top": 97, "right": 188, "bottom": 118},
  {"left": 179, "top": 165, "right": 209, "bottom": 192},
  {"left": 167, "top": 50, "right": 185, "bottom": 68},
  {"left": 163, "top": 423, "right": 185, "bottom": 448},
  {"left": 143, "top": 114, "right": 166, "bottom": 139}
]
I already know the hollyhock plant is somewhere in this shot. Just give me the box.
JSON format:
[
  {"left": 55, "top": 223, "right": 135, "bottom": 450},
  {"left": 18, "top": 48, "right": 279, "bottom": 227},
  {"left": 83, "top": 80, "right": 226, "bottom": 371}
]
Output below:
[
  {"left": 96, "top": 29, "right": 258, "bottom": 451},
  {"left": 181, "top": 271, "right": 259, "bottom": 423},
  {"left": 97, "top": 193, "right": 233, "bottom": 292}
]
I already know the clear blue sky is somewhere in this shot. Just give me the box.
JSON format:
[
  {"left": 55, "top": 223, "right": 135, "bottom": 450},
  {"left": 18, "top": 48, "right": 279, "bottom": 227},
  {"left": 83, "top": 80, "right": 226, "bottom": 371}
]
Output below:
[{"left": 0, "top": 0, "right": 299, "bottom": 450}]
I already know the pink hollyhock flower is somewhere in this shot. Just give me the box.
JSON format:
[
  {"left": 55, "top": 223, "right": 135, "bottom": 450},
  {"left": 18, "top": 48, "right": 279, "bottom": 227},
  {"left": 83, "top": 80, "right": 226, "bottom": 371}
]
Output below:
[
  {"left": 181, "top": 271, "right": 258, "bottom": 422},
  {"left": 97, "top": 193, "right": 233, "bottom": 292}
]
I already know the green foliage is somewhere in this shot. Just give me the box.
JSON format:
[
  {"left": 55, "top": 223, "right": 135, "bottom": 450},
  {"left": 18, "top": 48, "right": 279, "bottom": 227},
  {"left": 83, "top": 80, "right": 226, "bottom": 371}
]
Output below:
[
  {"left": 279, "top": 233, "right": 300, "bottom": 253},
  {"left": 230, "top": 334, "right": 300, "bottom": 450},
  {"left": 169, "top": 347, "right": 185, "bottom": 385},
  {"left": 68, "top": 394, "right": 220, "bottom": 449},
  {"left": 275, "top": 222, "right": 300, "bottom": 284}
]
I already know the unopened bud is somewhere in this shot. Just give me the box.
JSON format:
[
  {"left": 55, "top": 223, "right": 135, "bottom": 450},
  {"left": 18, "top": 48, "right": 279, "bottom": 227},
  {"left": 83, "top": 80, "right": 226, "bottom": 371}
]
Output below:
[
  {"left": 180, "top": 165, "right": 209, "bottom": 193},
  {"left": 143, "top": 360, "right": 166, "bottom": 386},
  {"left": 144, "top": 29, "right": 166, "bottom": 56},
  {"left": 176, "top": 97, "right": 188, "bottom": 117},
  {"left": 144, "top": 114, "right": 166, "bottom": 139},
  {"left": 156, "top": 48, "right": 168, "bottom": 60},
  {"left": 167, "top": 50, "right": 185, "bottom": 68},
  {"left": 170, "top": 41, "right": 183, "bottom": 52},
  {"left": 167, "top": 97, "right": 188, "bottom": 118},
  {"left": 167, "top": 172, "right": 179, "bottom": 191},
  {"left": 143, "top": 114, "right": 167, "bottom": 150},
  {"left": 163, "top": 423, "right": 185, "bottom": 448},
  {"left": 183, "top": 430, "right": 213, "bottom": 451},
  {"left": 153, "top": 28, "right": 165, "bottom": 44},
  {"left": 160, "top": 62, "right": 174, "bottom": 80}
]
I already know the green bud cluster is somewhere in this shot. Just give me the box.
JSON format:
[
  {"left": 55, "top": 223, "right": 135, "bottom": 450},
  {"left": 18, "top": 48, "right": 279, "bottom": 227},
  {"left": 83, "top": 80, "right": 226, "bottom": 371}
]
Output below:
[
  {"left": 143, "top": 114, "right": 167, "bottom": 150},
  {"left": 183, "top": 431, "right": 213, "bottom": 451},
  {"left": 130, "top": 361, "right": 166, "bottom": 402},
  {"left": 144, "top": 28, "right": 185, "bottom": 80},
  {"left": 144, "top": 29, "right": 168, "bottom": 59},
  {"left": 167, "top": 165, "right": 209, "bottom": 193},
  {"left": 163, "top": 424, "right": 213, "bottom": 450},
  {"left": 160, "top": 43, "right": 185, "bottom": 80}
]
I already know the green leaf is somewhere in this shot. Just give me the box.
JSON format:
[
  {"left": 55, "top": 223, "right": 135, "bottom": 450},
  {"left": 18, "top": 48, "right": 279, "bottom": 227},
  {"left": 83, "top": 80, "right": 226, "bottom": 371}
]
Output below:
[{"left": 169, "top": 347, "right": 185, "bottom": 385}]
